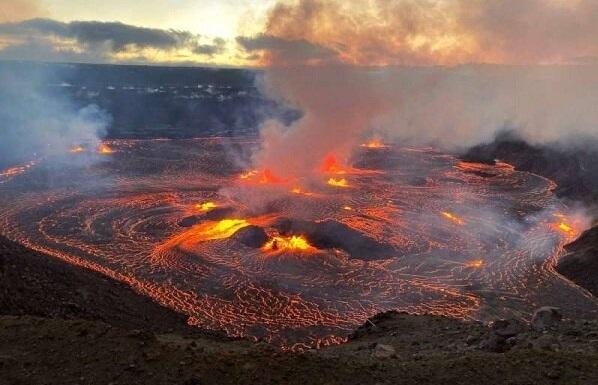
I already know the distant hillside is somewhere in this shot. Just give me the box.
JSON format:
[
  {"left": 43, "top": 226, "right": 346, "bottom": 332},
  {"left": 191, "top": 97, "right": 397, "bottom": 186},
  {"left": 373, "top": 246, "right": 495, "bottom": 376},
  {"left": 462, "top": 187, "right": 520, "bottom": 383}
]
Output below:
[
  {"left": 0, "top": 60, "right": 298, "bottom": 139},
  {"left": 461, "top": 131, "right": 598, "bottom": 204}
]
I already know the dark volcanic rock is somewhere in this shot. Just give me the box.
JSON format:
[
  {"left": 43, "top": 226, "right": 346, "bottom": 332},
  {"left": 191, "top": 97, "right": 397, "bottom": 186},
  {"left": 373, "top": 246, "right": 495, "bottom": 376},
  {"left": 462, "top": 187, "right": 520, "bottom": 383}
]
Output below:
[
  {"left": 0, "top": 235, "right": 215, "bottom": 337},
  {"left": 558, "top": 227, "right": 598, "bottom": 297},
  {"left": 273, "top": 218, "right": 396, "bottom": 260},
  {"left": 492, "top": 319, "right": 524, "bottom": 338},
  {"left": 231, "top": 225, "right": 268, "bottom": 248},
  {"left": 479, "top": 333, "right": 508, "bottom": 353},
  {"left": 531, "top": 307, "right": 562, "bottom": 332},
  {"left": 480, "top": 319, "right": 525, "bottom": 352},
  {"left": 463, "top": 131, "right": 598, "bottom": 299},
  {"left": 461, "top": 130, "right": 598, "bottom": 203},
  {"left": 179, "top": 215, "right": 202, "bottom": 227},
  {"left": 203, "top": 207, "right": 236, "bottom": 220}
]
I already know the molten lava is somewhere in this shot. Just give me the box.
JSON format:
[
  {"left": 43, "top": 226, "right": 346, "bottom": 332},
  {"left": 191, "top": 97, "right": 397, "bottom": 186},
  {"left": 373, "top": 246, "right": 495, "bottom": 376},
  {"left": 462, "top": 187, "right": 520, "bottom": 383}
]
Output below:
[
  {"left": 239, "top": 169, "right": 286, "bottom": 184},
  {"left": 441, "top": 211, "right": 464, "bottom": 225},
  {"left": 327, "top": 178, "right": 349, "bottom": 188},
  {"left": 98, "top": 144, "right": 115, "bottom": 154},
  {"left": 260, "top": 168, "right": 284, "bottom": 184},
  {"left": 466, "top": 259, "right": 484, "bottom": 268},
  {"left": 556, "top": 222, "right": 574, "bottom": 234},
  {"left": 195, "top": 202, "right": 217, "bottom": 212},
  {"left": 552, "top": 213, "right": 577, "bottom": 236},
  {"left": 239, "top": 170, "right": 258, "bottom": 179},
  {"left": 321, "top": 154, "right": 347, "bottom": 174},
  {"left": 290, "top": 187, "right": 315, "bottom": 196},
  {"left": 361, "top": 138, "right": 388, "bottom": 149},
  {"left": 5, "top": 137, "right": 596, "bottom": 350},
  {"left": 262, "top": 235, "right": 316, "bottom": 253},
  {"left": 69, "top": 145, "right": 85, "bottom": 153},
  {"left": 196, "top": 219, "right": 250, "bottom": 240}
]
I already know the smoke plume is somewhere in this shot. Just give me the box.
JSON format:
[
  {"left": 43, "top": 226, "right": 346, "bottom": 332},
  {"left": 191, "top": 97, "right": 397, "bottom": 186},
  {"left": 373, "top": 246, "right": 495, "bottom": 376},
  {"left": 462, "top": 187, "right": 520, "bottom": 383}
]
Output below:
[
  {"left": 0, "top": 63, "right": 111, "bottom": 167},
  {"left": 239, "top": 0, "right": 598, "bottom": 180}
]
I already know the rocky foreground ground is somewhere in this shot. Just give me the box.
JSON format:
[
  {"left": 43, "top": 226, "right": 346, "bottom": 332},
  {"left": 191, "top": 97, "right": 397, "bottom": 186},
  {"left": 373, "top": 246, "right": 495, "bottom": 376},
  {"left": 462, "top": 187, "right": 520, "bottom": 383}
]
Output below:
[{"left": 3, "top": 235, "right": 598, "bottom": 384}]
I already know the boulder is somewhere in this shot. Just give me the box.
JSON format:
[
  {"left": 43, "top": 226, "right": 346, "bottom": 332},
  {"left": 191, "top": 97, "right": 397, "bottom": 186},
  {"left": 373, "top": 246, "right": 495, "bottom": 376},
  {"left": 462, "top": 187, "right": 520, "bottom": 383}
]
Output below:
[
  {"left": 372, "top": 343, "right": 397, "bottom": 359},
  {"left": 531, "top": 307, "right": 562, "bottom": 331},
  {"left": 479, "top": 333, "right": 507, "bottom": 353},
  {"left": 491, "top": 319, "right": 524, "bottom": 337},
  {"left": 533, "top": 334, "right": 561, "bottom": 351},
  {"left": 231, "top": 226, "right": 268, "bottom": 248}
]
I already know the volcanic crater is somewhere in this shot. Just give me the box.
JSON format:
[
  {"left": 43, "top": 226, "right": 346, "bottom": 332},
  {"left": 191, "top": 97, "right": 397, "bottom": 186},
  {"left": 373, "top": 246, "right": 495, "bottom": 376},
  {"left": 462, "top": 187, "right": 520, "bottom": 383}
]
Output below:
[{"left": 0, "top": 137, "right": 596, "bottom": 350}]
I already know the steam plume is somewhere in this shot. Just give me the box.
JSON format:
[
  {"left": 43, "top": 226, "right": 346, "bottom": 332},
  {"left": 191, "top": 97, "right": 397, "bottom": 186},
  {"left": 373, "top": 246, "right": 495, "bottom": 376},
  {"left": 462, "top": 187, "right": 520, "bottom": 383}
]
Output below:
[
  {"left": 0, "top": 63, "right": 111, "bottom": 167},
  {"left": 240, "top": 1, "right": 598, "bottom": 180}
]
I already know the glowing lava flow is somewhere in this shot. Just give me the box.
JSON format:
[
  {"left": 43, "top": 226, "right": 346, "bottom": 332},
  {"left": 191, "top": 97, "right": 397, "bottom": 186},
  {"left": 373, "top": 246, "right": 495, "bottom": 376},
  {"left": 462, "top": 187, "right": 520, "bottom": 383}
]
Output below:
[
  {"left": 260, "top": 168, "right": 284, "bottom": 184},
  {"left": 551, "top": 213, "right": 581, "bottom": 238},
  {"left": 196, "top": 219, "right": 250, "bottom": 240},
  {"left": 466, "top": 259, "right": 484, "bottom": 268},
  {"left": 557, "top": 222, "right": 574, "bottom": 233},
  {"left": 239, "top": 170, "right": 258, "bottom": 179},
  {"left": 361, "top": 138, "right": 388, "bottom": 149},
  {"left": 291, "top": 187, "right": 315, "bottom": 196},
  {"left": 1, "top": 138, "right": 596, "bottom": 351},
  {"left": 98, "top": 144, "right": 115, "bottom": 154},
  {"left": 0, "top": 160, "right": 36, "bottom": 184},
  {"left": 321, "top": 154, "right": 347, "bottom": 174},
  {"left": 441, "top": 211, "right": 465, "bottom": 225},
  {"left": 262, "top": 235, "right": 316, "bottom": 253},
  {"left": 327, "top": 178, "right": 349, "bottom": 188},
  {"left": 239, "top": 169, "right": 286, "bottom": 184},
  {"left": 70, "top": 145, "right": 86, "bottom": 153},
  {"left": 196, "top": 202, "right": 217, "bottom": 212}
]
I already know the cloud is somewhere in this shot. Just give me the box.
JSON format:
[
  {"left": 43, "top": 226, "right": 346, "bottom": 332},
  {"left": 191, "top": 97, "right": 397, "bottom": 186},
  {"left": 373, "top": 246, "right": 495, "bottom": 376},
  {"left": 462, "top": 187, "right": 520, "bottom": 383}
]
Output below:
[
  {"left": 0, "top": 37, "right": 102, "bottom": 63},
  {"left": 0, "top": 18, "right": 196, "bottom": 52},
  {"left": 236, "top": 33, "right": 336, "bottom": 65},
  {"left": 236, "top": 0, "right": 598, "bottom": 66},
  {"left": 193, "top": 37, "right": 226, "bottom": 56},
  {"left": 245, "top": 1, "right": 598, "bottom": 182},
  {"left": 0, "top": 18, "right": 231, "bottom": 64}
]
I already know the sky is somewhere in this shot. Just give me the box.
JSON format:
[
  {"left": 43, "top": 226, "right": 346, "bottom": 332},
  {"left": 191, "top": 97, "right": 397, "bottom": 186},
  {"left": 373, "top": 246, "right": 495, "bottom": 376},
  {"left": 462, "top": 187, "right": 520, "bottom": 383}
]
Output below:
[
  {"left": 39, "top": 0, "right": 275, "bottom": 39},
  {"left": 1, "top": 0, "right": 597, "bottom": 67}
]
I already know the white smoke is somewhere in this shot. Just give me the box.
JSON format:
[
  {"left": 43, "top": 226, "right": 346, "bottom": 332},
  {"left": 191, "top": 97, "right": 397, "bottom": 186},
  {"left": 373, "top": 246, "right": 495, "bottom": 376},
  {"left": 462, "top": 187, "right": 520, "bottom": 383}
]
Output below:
[{"left": 0, "top": 64, "right": 111, "bottom": 167}]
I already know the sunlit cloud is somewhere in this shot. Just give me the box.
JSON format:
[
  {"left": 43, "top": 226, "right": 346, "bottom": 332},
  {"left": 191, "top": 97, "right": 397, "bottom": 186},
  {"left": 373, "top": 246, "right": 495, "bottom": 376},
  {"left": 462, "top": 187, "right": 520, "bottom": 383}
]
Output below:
[
  {"left": 1, "top": 0, "right": 598, "bottom": 67},
  {"left": 0, "top": 18, "right": 238, "bottom": 66},
  {"left": 236, "top": 0, "right": 598, "bottom": 67}
]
